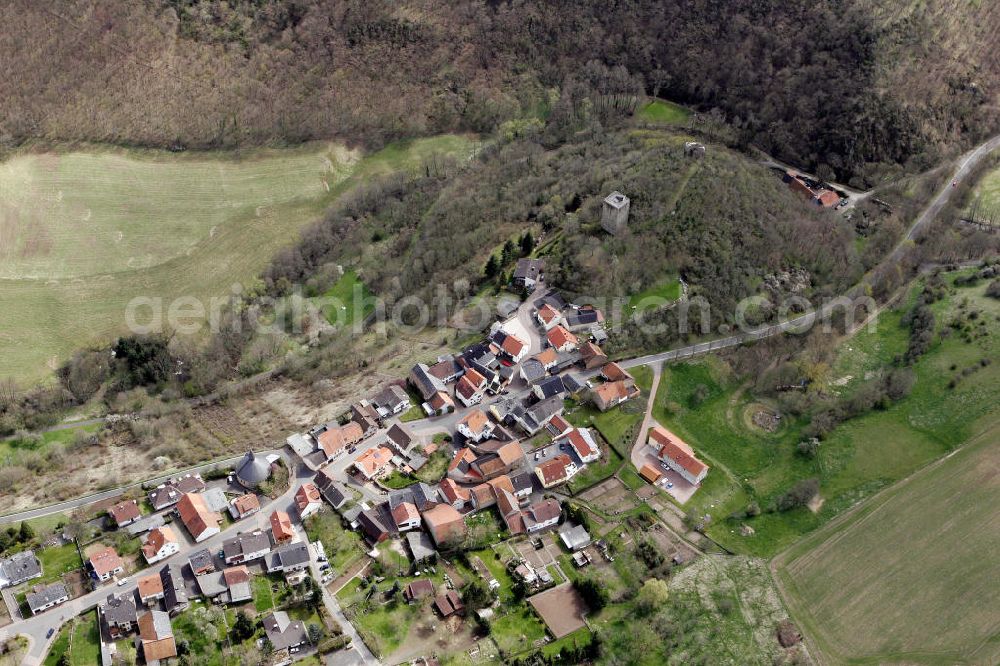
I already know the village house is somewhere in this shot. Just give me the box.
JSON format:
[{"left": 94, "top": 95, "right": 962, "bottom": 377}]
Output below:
[
  {"left": 350, "top": 400, "right": 381, "bottom": 437},
  {"left": 391, "top": 502, "right": 422, "bottom": 531},
  {"left": 429, "top": 355, "right": 465, "bottom": 383},
  {"left": 513, "top": 257, "right": 544, "bottom": 291},
  {"left": 147, "top": 485, "right": 182, "bottom": 512},
  {"left": 294, "top": 483, "right": 323, "bottom": 520},
  {"left": 141, "top": 526, "right": 180, "bottom": 565},
  {"left": 138, "top": 610, "right": 177, "bottom": 664},
  {"left": 470, "top": 441, "right": 525, "bottom": 481},
  {"left": 423, "top": 504, "right": 467, "bottom": 546},
  {"left": 176, "top": 492, "right": 222, "bottom": 543},
  {"left": 317, "top": 421, "right": 365, "bottom": 460},
  {"left": 26, "top": 582, "right": 69, "bottom": 615},
  {"left": 438, "top": 478, "right": 471, "bottom": 509},
  {"left": 100, "top": 591, "right": 138, "bottom": 638},
  {"left": 228, "top": 493, "right": 261, "bottom": 521},
  {"left": 511, "top": 395, "right": 564, "bottom": 435},
  {"left": 495, "top": 486, "right": 524, "bottom": 534},
  {"left": 409, "top": 363, "right": 448, "bottom": 400},
  {"left": 534, "top": 454, "right": 577, "bottom": 489},
  {"left": 357, "top": 507, "right": 391, "bottom": 544},
  {"left": 137, "top": 573, "right": 165, "bottom": 606},
  {"left": 491, "top": 329, "right": 528, "bottom": 363},
  {"left": 533, "top": 348, "right": 559, "bottom": 372},
  {"left": 578, "top": 341, "right": 608, "bottom": 369},
  {"left": 234, "top": 452, "right": 272, "bottom": 489},
  {"left": 353, "top": 446, "right": 393, "bottom": 480},
  {"left": 523, "top": 498, "right": 562, "bottom": 533},
  {"left": 455, "top": 367, "right": 488, "bottom": 407},
  {"left": 160, "top": 564, "right": 189, "bottom": 616},
  {"left": 557, "top": 428, "right": 601, "bottom": 464},
  {"left": 262, "top": 611, "right": 309, "bottom": 653},
  {"left": 406, "top": 532, "right": 438, "bottom": 563},
  {"left": 650, "top": 425, "right": 709, "bottom": 484},
  {"left": 0, "top": 551, "right": 42, "bottom": 589},
  {"left": 266, "top": 542, "right": 311, "bottom": 581},
  {"left": 532, "top": 375, "right": 568, "bottom": 401},
  {"left": 545, "top": 414, "right": 573, "bottom": 439},
  {"left": 187, "top": 549, "right": 216, "bottom": 576},
  {"left": 222, "top": 529, "right": 272, "bottom": 565},
  {"left": 314, "top": 470, "right": 350, "bottom": 509},
  {"left": 639, "top": 462, "right": 663, "bottom": 484},
  {"left": 564, "top": 306, "right": 605, "bottom": 333},
  {"left": 270, "top": 510, "right": 296, "bottom": 544},
  {"left": 592, "top": 363, "right": 640, "bottom": 412},
  {"left": 221, "top": 566, "right": 253, "bottom": 603},
  {"left": 423, "top": 390, "right": 456, "bottom": 416},
  {"left": 372, "top": 384, "right": 412, "bottom": 418},
  {"left": 546, "top": 325, "right": 579, "bottom": 352},
  {"left": 89, "top": 546, "right": 125, "bottom": 582},
  {"left": 385, "top": 422, "right": 417, "bottom": 456},
  {"left": 457, "top": 409, "right": 496, "bottom": 443},
  {"left": 108, "top": 500, "right": 142, "bottom": 528},
  {"left": 510, "top": 471, "right": 535, "bottom": 498},
  {"left": 535, "top": 303, "right": 563, "bottom": 330},
  {"left": 519, "top": 357, "right": 547, "bottom": 385}
]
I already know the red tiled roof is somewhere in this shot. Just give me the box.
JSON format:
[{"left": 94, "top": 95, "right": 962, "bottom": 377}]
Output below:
[
  {"left": 536, "top": 455, "right": 571, "bottom": 485},
  {"left": 459, "top": 409, "right": 490, "bottom": 436},
  {"left": 547, "top": 414, "right": 571, "bottom": 435},
  {"left": 137, "top": 574, "right": 164, "bottom": 599},
  {"left": 141, "top": 527, "right": 177, "bottom": 559},
  {"left": 391, "top": 502, "right": 421, "bottom": 527},
  {"left": 177, "top": 493, "right": 221, "bottom": 539},
  {"left": 231, "top": 493, "right": 260, "bottom": 517},
  {"left": 354, "top": 447, "right": 393, "bottom": 477},
  {"left": 90, "top": 546, "right": 124, "bottom": 577},
  {"left": 318, "top": 422, "right": 365, "bottom": 458},
  {"left": 566, "top": 428, "right": 597, "bottom": 459},
  {"left": 601, "top": 362, "right": 632, "bottom": 382},
  {"left": 429, "top": 391, "right": 455, "bottom": 410},
  {"left": 580, "top": 342, "right": 604, "bottom": 359},
  {"left": 108, "top": 500, "right": 141, "bottom": 525},
  {"left": 534, "top": 348, "right": 558, "bottom": 367},
  {"left": 439, "top": 478, "right": 471, "bottom": 504},
  {"left": 294, "top": 484, "right": 321, "bottom": 510},
  {"left": 223, "top": 565, "right": 250, "bottom": 585},
  {"left": 501, "top": 334, "right": 526, "bottom": 357},
  {"left": 659, "top": 440, "right": 708, "bottom": 478},
  {"left": 538, "top": 304, "right": 560, "bottom": 323},
  {"left": 270, "top": 510, "right": 295, "bottom": 541},
  {"left": 546, "top": 325, "right": 578, "bottom": 349},
  {"left": 448, "top": 448, "right": 476, "bottom": 473}
]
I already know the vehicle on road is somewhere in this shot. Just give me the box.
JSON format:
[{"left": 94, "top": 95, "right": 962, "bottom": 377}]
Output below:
[
  {"left": 117, "top": 577, "right": 129, "bottom": 586},
  {"left": 46, "top": 628, "right": 55, "bottom": 638}
]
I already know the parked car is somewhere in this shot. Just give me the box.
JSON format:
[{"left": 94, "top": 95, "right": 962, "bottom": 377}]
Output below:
[
  {"left": 46, "top": 628, "right": 55, "bottom": 639},
  {"left": 117, "top": 577, "right": 129, "bottom": 586}
]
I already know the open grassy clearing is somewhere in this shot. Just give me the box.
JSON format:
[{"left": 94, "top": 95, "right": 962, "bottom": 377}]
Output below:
[
  {"left": 0, "top": 135, "right": 474, "bottom": 384},
  {"left": 653, "top": 271, "right": 1000, "bottom": 556},
  {"left": 774, "top": 412, "right": 1000, "bottom": 665},
  {"left": 313, "top": 269, "right": 374, "bottom": 328},
  {"left": 0, "top": 423, "right": 100, "bottom": 469},
  {"left": 628, "top": 275, "right": 682, "bottom": 310},
  {"left": 636, "top": 99, "right": 692, "bottom": 125},
  {"left": 965, "top": 161, "right": 1000, "bottom": 219}
]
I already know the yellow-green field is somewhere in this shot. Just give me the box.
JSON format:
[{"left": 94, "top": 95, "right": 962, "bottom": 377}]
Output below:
[
  {"left": 773, "top": 412, "right": 1000, "bottom": 665},
  {"left": 0, "top": 136, "right": 474, "bottom": 383},
  {"left": 966, "top": 163, "right": 1000, "bottom": 221}
]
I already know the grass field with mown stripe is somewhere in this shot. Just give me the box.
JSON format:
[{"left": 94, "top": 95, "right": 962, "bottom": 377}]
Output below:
[
  {"left": 774, "top": 412, "right": 1000, "bottom": 665},
  {"left": 0, "top": 136, "right": 474, "bottom": 383}
]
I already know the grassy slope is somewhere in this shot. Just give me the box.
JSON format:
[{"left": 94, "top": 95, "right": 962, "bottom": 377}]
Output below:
[
  {"left": 0, "top": 135, "right": 474, "bottom": 384},
  {"left": 653, "top": 272, "right": 999, "bottom": 556},
  {"left": 636, "top": 99, "right": 692, "bottom": 125},
  {"left": 774, "top": 413, "right": 1000, "bottom": 665}
]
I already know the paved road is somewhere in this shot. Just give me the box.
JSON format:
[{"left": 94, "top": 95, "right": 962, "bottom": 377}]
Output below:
[
  {"left": 0, "top": 450, "right": 308, "bottom": 664},
  {"left": 308, "top": 557, "right": 375, "bottom": 665},
  {"left": 0, "top": 450, "right": 283, "bottom": 526}
]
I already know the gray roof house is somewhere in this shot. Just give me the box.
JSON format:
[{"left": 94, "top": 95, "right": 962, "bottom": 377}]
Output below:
[
  {"left": 222, "top": 530, "right": 272, "bottom": 565},
  {"left": 385, "top": 423, "right": 416, "bottom": 454},
  {"left": 406, "top": 532, "right": 438, "bottom": 563},
  {"left": 408, "top": 363, "right": 447, "bottom": 401},
  {"left": 160, "top": 564, "right": 189, "bottom": 615},
  {"left": 235, "top": 451, "right": 272, "bottom": 488},
  {"left": 100, "top": 592, "right": 138, "bottom": 637},
  {"left": 0, "top": 550, "right": 42, "bottom": 589},
  {"left": 26, "top": 582, "right": 69, "bottom": 615},
  {"left": 513, "top": 258, "right": 544, "bottom": 290},
  {"left": 267, "top": 542, "right": 311, "bottom": 574},
  {"left": 314, "top": 470, "right": 349, "bottom": 509},
  {"left": 188, "top": 548, "right": 216, "bottom": 575},
  {"left": 515, "top": 396, "right": 565, "bottom": 435},
  {"left": 262, "top": 611, "right": 309, "bottom": 651}
]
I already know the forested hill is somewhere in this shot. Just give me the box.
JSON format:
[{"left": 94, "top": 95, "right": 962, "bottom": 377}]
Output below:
[{"left": 1, "top": 0, "right": 995, "bottom": 185}]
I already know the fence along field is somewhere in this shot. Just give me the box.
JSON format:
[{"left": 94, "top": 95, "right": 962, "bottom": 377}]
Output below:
[
  {"left": 774, "top": 414, "right": 1000, "bottom": 665},
  {"left": 0, "top": 136, "right": 473, "bottom": 383}
]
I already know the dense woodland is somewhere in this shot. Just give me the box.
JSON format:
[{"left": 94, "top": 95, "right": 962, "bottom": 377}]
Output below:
[{"left": 1, "top": 0, "right": 996, "bottom": 185}]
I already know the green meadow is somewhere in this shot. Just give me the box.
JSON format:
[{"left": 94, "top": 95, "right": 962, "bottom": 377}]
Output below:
[{"left": 0, "top": 136, "right": 474, "bottom": 383}]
